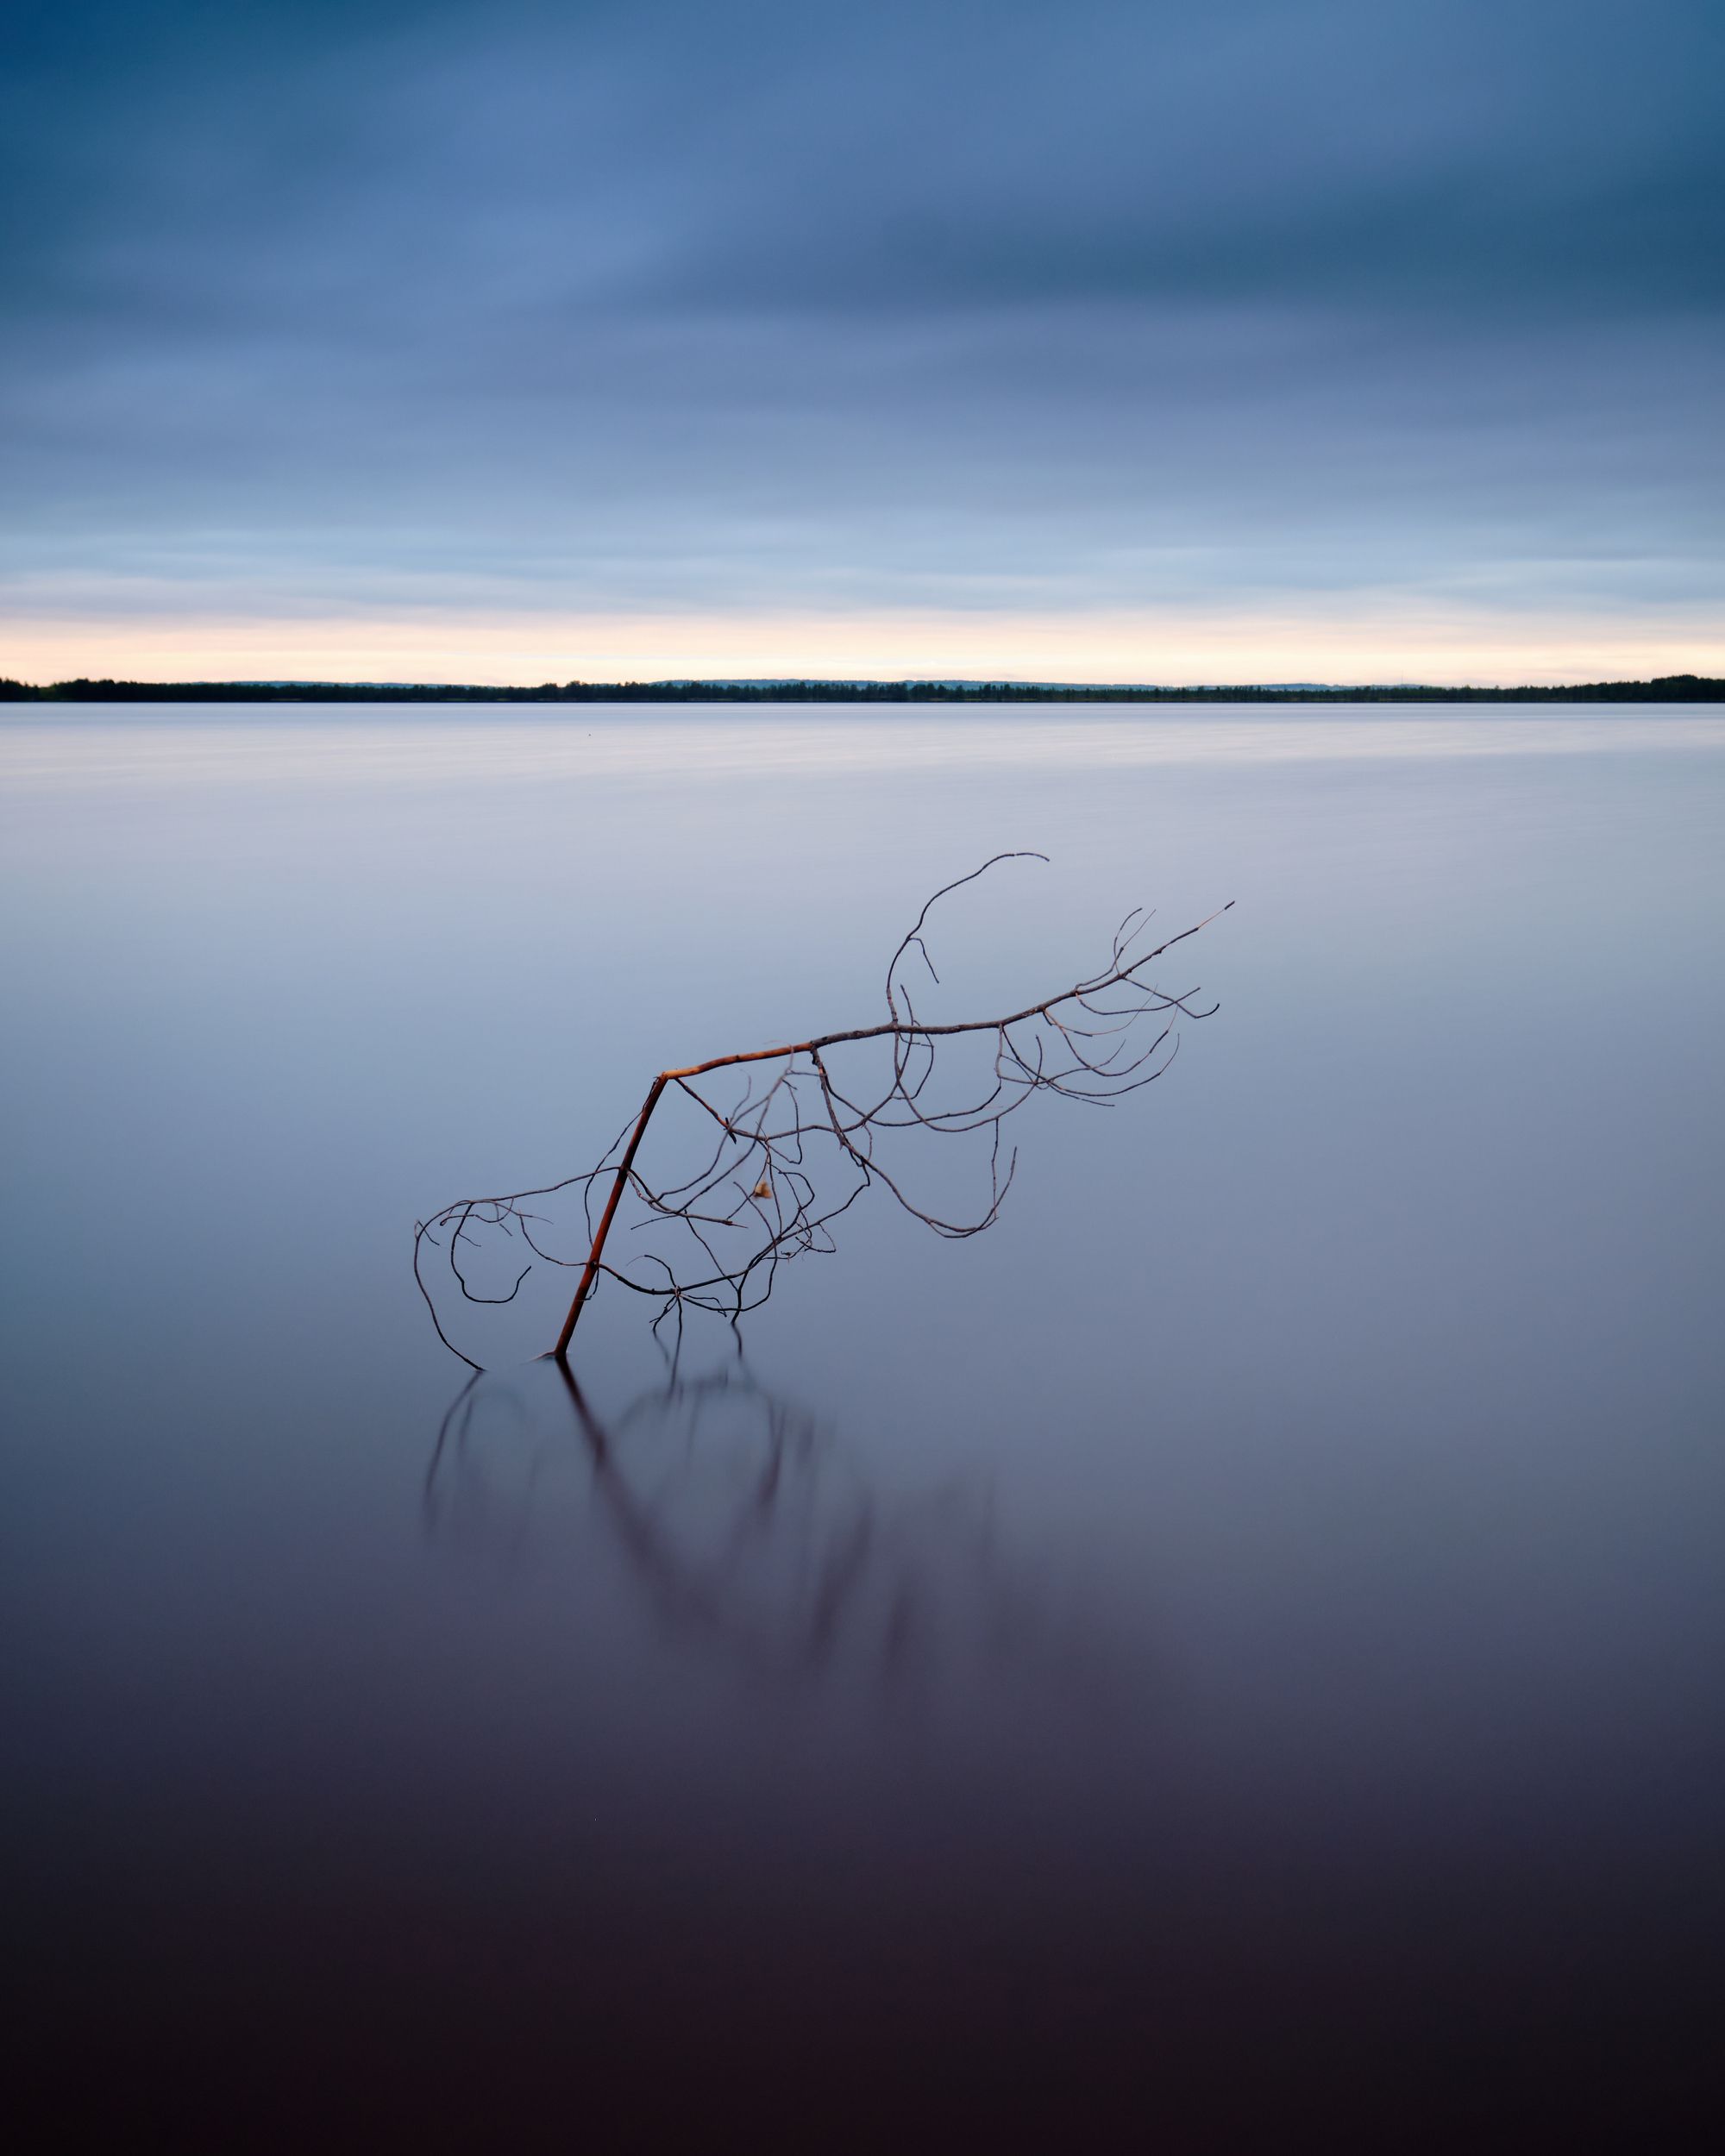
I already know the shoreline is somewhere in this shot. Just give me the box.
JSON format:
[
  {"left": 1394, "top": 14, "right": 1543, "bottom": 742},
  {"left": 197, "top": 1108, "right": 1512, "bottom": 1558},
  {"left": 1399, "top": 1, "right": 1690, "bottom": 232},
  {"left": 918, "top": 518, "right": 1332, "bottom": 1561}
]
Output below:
[{"left": 3, "top": 673, "right": 1722, "bottom": 706}]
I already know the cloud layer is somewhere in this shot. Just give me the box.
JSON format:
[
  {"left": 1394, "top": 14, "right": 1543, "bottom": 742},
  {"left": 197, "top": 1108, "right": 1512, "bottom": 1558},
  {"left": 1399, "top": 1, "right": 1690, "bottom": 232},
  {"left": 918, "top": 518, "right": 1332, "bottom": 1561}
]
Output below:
[{"left": 4, "top": 0, "right": 1722, "bottom": 680}]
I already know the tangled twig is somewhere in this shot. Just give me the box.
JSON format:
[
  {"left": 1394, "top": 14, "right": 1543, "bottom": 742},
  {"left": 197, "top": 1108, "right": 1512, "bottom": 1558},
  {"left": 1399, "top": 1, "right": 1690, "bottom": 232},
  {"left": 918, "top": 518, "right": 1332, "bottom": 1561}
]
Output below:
[{"left": 415, "top": 854, "right": 1231, "bottom": 1367}]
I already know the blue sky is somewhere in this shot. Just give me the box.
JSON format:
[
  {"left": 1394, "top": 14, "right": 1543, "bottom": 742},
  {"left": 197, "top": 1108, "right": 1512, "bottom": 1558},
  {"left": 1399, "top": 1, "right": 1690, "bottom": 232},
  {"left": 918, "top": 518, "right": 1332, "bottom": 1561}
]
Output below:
[{"left": 3, "top": 0, "right": 1721, "bottom": 682}]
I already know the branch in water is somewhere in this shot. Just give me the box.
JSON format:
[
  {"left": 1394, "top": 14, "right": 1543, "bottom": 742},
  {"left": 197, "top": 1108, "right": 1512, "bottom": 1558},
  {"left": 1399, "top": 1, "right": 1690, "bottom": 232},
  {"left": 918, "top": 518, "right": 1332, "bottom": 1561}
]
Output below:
[{"left": 414, "top": 854, "right": 1232, "bottom": 1367}]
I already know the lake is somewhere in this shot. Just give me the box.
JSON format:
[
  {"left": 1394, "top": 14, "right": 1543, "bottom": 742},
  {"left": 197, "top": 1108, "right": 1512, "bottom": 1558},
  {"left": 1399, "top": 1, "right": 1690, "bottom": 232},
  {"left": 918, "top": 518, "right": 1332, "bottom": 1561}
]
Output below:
[{"left": 4, "top": 704, "right": 1723, "bottom": 2147}]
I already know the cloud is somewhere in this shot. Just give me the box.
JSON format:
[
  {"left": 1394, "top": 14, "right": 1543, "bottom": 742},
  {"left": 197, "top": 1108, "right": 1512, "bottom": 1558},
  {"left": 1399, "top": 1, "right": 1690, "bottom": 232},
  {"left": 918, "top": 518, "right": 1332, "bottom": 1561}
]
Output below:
[{"left": 3, "top": 1, "right": 1721, "bottom": 674}]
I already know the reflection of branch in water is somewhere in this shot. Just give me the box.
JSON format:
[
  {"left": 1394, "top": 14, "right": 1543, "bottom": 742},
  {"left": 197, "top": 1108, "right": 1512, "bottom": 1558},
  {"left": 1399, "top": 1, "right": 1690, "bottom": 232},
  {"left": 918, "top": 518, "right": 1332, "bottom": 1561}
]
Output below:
[{"left": 424, "top": 1360, "right": 1112, "bottom": 1701}]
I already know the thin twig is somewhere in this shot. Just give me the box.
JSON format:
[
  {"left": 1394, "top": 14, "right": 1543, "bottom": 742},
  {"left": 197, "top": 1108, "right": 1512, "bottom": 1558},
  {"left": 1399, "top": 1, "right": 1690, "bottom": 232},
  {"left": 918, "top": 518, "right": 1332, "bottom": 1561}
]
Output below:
[{"left": 414, "top": 856, "right": 1231, "bottom": 1366}]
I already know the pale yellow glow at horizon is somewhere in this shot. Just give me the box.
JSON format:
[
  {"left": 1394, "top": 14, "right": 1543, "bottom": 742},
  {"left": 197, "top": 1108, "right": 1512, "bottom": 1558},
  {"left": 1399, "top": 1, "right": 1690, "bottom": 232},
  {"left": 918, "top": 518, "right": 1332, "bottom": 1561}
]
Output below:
[{"left": 5, "top": 605, "right": 1722, "bottom": 691}]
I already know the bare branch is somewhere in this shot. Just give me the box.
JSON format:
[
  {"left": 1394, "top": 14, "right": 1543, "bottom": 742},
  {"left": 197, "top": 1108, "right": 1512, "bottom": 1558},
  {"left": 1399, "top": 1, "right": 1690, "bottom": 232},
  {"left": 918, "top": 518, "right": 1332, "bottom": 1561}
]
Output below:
[{"left": 414, "top": 856, "right": 1231, "bottom": 1366}]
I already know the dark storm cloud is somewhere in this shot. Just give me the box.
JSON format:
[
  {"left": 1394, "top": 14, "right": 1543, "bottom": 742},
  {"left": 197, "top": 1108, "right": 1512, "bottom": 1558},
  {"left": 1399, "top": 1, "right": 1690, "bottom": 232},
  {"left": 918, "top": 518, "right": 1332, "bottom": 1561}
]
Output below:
[{"left": 2, "top": 0, "right": 1721, "bottom": 642}]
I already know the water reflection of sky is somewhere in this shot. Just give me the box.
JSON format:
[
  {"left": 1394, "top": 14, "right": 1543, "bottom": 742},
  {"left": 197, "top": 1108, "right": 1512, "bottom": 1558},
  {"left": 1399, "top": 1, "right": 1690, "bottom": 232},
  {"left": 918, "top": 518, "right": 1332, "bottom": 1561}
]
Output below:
[
  {"left": 3, "top": 707, "right": 1722, "bottom": 2143},
  {"left": 5, "top": 702, "right": 1725, "bottom": 792}
]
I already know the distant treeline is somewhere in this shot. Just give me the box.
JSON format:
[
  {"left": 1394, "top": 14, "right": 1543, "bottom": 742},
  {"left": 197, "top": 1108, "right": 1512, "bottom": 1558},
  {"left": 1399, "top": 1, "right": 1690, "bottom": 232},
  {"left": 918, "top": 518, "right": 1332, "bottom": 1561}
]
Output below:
[{"left": 3, "top": 674, "right": 1722, "bottom": 704}]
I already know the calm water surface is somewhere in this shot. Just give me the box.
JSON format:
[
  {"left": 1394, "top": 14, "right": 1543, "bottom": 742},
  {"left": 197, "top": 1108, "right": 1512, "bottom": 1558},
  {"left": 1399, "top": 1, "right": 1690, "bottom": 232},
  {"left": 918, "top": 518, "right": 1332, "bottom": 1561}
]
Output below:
[{"left": 4, "top": 705, "right": 1723, "bottom": 2147}]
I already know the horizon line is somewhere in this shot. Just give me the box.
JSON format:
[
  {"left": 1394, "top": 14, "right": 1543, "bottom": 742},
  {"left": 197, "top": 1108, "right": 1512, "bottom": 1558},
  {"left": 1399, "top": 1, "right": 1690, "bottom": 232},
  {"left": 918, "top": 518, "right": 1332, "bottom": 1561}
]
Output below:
[{"left": 3, "top": 672, "right": 1723, "bottom": 705}]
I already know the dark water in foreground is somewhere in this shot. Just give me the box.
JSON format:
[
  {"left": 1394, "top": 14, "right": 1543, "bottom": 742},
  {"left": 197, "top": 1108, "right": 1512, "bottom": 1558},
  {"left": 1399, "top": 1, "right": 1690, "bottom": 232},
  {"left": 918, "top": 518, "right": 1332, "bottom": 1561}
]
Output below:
[{"left": 4, "top": 705, "right": 1724, "bottom": 2148}]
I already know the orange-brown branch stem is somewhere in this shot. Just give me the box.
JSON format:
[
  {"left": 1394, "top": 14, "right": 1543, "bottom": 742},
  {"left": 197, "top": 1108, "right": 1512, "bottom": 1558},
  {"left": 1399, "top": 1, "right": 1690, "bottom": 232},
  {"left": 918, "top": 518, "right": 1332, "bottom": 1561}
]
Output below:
[{"left": 548, "top": 901, "right": 1230, "bottom": 1360}]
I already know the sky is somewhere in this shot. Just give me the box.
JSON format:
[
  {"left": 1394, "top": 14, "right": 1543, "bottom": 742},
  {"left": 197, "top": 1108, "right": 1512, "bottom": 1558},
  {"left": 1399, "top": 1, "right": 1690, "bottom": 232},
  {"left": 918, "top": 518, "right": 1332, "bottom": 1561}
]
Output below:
[{"left": 3, "top": 0, "right": 1721, "bottom": 686}]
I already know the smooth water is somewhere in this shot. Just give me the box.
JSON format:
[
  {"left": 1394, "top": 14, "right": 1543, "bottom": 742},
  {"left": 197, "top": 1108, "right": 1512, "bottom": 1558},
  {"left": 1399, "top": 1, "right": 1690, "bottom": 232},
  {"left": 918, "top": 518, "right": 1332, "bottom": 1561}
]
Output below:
[{"left": 4, "top": 705, "right": 1723, "bottom": 2147}]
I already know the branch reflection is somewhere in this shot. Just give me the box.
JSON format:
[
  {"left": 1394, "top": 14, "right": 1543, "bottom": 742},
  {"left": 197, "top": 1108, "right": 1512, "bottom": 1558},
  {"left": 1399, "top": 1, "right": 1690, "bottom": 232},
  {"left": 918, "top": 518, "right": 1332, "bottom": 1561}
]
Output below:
[{"left": 424, "top": 1357, "right": 1115, "bottom": 1702}]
